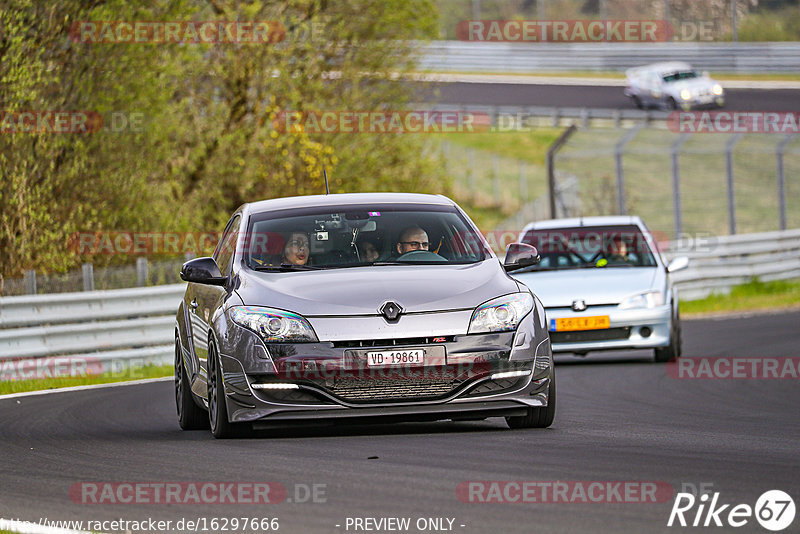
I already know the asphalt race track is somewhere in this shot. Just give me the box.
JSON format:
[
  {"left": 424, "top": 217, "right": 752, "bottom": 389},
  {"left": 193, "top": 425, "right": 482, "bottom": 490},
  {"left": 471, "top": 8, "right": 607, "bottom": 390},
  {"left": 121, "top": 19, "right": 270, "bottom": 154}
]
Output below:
[
  {"left": 421, "top": 82, "right": 800, "bottom": 112},
  {"left": 1, "top": 311, "right": 798, "bottom": 533}
]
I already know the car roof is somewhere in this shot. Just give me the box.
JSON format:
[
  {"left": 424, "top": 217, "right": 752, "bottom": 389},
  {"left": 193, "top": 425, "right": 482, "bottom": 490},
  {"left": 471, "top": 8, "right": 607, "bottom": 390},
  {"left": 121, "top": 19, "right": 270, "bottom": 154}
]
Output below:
[
  {"left": 520, "top": 216, "right": 644, "bottom": 235},
  {"left": 648, "top": 62, "right": 693, "bottom": 74},
  {"left": 241, "top": 192, "right": 456, "bottom": 214},
  {"left": 628, "top": 61, "right": 694, "bottom": 77}
]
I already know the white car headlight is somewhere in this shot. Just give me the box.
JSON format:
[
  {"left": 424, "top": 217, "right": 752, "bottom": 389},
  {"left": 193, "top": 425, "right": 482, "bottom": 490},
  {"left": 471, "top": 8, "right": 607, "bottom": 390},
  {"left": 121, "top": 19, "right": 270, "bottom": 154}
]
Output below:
[
  {"left": 468, "top": 293, "right": 534, "bottom": 334},
  {"left": 230, "top": 306, "right": 318, "bottom": 342},
  {"left": 680, "top": 89, "right": 692, "bottom": 101},
  {"left": 619, "top": 291, "right": 665, "bottom": 310},
  {"left": 712, "top": 83, "right": 724, "bottom": 96}
]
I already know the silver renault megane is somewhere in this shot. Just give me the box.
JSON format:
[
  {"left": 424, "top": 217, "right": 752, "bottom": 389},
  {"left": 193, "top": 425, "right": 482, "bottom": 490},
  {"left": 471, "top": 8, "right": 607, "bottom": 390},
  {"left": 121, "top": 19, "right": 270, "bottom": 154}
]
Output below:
[{"left": 175, "top": 193, "right": 554, "bottom": 437}]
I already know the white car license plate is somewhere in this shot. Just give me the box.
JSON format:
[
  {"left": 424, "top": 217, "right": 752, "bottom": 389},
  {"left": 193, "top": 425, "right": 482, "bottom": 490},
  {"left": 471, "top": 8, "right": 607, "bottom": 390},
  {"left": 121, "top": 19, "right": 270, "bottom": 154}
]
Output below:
[{"left": 366, "top": 349, "right": 424, "bottom": 367}]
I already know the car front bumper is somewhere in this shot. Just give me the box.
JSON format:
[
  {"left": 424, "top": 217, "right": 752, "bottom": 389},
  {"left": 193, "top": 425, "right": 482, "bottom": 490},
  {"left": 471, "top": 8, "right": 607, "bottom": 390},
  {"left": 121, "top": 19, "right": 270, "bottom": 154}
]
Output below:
[
  {"left": 216, "top": 326, "right": 553, "bottom": 424},
  {"left": 546, "top": 304, "right": 672, "bottom": 354}
]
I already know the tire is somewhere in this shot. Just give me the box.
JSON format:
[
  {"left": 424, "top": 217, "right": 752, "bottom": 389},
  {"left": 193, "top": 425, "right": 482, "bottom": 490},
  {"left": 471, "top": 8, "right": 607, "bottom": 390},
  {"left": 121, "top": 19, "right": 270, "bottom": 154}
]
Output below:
[
  {"left": 632, "top": 96, "right": 643, "bottom": 110},
  {"left": 654, "top": 310, "right": 682, "bottom": 363},
  {"left": 667, "top": 97, "right": 678, "bottom": 111},
  {"left": 207, "top": 341, "right": 250, "bottom": 439},
  {"left": 506, "top": 368, "right": 556, "bottom": 429},
  {"left": 175, "top": 336, "right": 208, "bottom": 430}
]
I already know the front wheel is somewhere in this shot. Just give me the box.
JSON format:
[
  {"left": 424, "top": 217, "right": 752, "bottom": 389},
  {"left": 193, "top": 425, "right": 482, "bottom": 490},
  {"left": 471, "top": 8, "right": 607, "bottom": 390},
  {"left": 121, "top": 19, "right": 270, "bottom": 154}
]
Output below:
[
  {"left": 175, "top": 337, "right": 208, "bottom": 430},
  {"left": 207, "top": 342, "right": 250, "bottom": 438},
  {"left": 654, "top": 311, "right": 682, "bottom": 363},
  {"left": 666, "top": 97, "right": 678, "bottom": 111},
  {"left": 506, "top": 369, "right": 556, "bottom": 429}
]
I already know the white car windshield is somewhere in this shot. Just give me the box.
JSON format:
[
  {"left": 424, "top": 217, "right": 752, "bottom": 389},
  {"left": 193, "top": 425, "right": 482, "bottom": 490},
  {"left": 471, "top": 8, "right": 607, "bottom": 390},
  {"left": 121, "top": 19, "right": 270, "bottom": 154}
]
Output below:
[
  {"left": 663, "top": 70, "right": 699, "bottom": 83},
  {"left": 521, "top": 225, "right": 658, "bottom": 270}
]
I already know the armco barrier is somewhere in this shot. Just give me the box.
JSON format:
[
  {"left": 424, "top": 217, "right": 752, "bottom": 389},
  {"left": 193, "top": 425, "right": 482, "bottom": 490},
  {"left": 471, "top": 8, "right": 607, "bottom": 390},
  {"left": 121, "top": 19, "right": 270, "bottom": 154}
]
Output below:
[
  {"left": 0, "top": 229, "right": 798, "bottom": 371},
  {"left": 0, "top": 285, "right": 184, "bottom": 377},
  {"left": 418, "top": 41, "right": 800, "bottom": 74},
  {"left": 663, "top": 228, "right": 800, "bottom": 300}
]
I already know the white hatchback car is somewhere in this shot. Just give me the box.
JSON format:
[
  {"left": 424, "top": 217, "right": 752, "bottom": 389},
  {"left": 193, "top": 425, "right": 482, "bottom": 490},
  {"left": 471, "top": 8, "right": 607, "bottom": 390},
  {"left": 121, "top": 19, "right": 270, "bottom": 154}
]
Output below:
[
  {"left": 511, "top": 216, "right": 689, "bottom": 362},
  {"left": 624, "top": 61, "right": 725, "bottom": 111}
]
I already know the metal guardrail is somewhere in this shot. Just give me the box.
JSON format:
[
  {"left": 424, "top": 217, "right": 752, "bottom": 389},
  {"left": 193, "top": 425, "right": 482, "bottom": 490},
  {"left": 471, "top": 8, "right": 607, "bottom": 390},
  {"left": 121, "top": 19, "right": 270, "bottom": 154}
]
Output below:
[
  {"left": 0, "top": 284, "right": 185, "bottom": 328},
  {"left": 663, "top": 228, "right": 800, "bottom": 300},
  {"left": 418, "top": 41, "right": 800, "bottom": 74},
  {"left": 0, "top": 229, "right": 798, "bottom": 375},
  {"left": 0, "top": 285, "right": 184, "bottom": 379}
]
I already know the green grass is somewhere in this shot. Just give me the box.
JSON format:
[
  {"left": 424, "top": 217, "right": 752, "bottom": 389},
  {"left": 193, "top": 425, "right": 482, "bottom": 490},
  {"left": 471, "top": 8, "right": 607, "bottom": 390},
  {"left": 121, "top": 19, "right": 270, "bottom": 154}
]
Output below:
[
  {"left": 436, "top": 128, "right": 561, "bottom": 229},
  {"left": 440, "top": 128, "right": 561, "bottom": 166},
  {"left": 681, "top": 278, "right": 800, "bottom": 316},
  {"left": 0, "top": 364, "right": 172, "bottom": 396}
]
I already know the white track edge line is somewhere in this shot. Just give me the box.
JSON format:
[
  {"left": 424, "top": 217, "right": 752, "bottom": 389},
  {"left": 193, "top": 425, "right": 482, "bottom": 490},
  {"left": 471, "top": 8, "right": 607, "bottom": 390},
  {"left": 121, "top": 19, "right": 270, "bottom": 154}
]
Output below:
[{"left": 0, "top": 376, "right": 172, "bottom": 401}]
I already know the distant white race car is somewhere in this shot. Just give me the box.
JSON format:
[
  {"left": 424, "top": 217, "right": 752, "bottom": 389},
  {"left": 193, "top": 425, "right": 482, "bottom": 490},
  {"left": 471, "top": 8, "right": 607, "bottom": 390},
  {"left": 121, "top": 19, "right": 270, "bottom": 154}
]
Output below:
[{"left": 624, "top": 61, "right": 725, "bottom": 111}]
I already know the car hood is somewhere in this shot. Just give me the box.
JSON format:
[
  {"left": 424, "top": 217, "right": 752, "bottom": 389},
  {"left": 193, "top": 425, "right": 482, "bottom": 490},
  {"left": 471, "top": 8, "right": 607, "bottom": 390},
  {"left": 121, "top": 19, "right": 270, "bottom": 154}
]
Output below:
[
  {"left": 513, "top": 267, "right": 661, "bottom": 307},
  {"left": 668, "top": 78, "right": 715, "bottom": 94},
  {"left": 235, "top": 260, "right": 519, "bottom": 316}
]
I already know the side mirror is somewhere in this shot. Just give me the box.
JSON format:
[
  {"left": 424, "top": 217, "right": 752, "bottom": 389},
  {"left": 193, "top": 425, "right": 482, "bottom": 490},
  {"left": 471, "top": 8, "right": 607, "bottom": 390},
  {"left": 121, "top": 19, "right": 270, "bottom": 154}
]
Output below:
[
  {"left": 503, "top": 243, "right": 540, "bottom": 272},
  {"left": 180, "top": 257, "right": 227, "bottom": 286},
  {"left": 666, "top": 256, "right": 689, "bottom": 273}
]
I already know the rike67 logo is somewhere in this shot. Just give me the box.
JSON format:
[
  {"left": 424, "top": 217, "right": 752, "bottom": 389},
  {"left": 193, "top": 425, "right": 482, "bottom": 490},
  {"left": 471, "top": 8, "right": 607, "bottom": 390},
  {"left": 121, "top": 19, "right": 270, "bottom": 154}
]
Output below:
[{"left": 668, "top": 490, "right": 795, "bottom": 531}]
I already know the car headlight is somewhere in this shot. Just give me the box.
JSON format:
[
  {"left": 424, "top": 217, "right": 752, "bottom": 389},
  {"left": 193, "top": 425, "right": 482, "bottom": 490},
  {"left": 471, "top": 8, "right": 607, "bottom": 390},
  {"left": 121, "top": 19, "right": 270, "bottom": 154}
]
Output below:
[
  {"left": 468, "top": 293, "right": 534, "bottom": 334},
  {"left": 680, "top": 89, "right": 692, "bottom": 101},
  {"left": 619, "top": 291, "right": 665, "bottom": 310},
  {"left": 712, "top": 83, "right": 724, "bottom": 96},
  {"left": 230, "top": 306, "right": 318, "bottom": 342}
]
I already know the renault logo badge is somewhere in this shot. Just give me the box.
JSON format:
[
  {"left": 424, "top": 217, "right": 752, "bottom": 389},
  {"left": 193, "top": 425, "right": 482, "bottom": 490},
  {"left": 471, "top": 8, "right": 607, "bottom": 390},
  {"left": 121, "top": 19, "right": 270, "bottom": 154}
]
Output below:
[{"left": 380, "top": 301, "right": 403, "bottom": 321}]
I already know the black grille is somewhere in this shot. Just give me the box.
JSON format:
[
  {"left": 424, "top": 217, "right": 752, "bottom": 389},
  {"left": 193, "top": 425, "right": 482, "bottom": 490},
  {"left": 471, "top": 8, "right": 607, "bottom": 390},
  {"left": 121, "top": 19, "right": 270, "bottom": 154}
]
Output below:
[
  {"left": 330, "top": 375, "right": 464, "bottom": 402},
  {"left": 332, "top": 336, "right": 454, "bottom": 348},
  {"left": 550, "top": 327, "right": 631, "bottom": 343},
  {"left": 465, "top": 377, "right": 525, "bottom": 397}
]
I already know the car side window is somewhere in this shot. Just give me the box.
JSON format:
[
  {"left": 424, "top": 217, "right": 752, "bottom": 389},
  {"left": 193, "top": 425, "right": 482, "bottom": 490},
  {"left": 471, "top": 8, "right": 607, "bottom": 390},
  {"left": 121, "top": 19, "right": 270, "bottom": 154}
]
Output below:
[{"left": 213, "top": 215, "right": 241, "bottom": 275}]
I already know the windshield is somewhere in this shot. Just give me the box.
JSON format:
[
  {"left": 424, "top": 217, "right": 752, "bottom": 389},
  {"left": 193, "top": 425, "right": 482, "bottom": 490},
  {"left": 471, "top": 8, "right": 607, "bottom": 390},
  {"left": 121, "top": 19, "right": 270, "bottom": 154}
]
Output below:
[
  {"left": 520, "top": 225, "right": 658, "bottom": 270},
  {"left": 242, "top": 205, "right": 490, "bottom": 270},
  {"left": 663, "top": 70, "right": 698, "bottom": 83}
]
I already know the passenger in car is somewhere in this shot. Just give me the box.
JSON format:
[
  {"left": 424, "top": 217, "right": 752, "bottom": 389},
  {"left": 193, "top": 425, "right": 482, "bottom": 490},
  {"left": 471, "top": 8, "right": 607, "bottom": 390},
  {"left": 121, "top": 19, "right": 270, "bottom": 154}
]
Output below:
[
  {"left": 357, "top": 238, "right": 380, "bottom": 262},
  {"left": 282, "top": 232, "right": 310, "bottom": 265}
]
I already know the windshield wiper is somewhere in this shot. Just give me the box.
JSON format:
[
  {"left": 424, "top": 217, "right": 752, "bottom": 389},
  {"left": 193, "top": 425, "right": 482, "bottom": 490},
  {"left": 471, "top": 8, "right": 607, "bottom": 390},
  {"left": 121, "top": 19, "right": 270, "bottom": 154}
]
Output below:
[{"left": 251, "top": 263, "right": 324, "bottom": 272}]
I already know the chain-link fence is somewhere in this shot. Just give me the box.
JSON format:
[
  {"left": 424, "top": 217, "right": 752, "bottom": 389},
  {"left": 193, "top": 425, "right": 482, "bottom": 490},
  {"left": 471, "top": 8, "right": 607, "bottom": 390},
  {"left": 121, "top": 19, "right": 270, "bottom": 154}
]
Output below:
[
  {"left": 552, "top": 127, "right": 800, "bottom": 239},
  {"left": 439, "top": 125, "right": 799, "bottom": 240},
  {"left": 0, "top": 258, "right": 187, "bottom": 297}
]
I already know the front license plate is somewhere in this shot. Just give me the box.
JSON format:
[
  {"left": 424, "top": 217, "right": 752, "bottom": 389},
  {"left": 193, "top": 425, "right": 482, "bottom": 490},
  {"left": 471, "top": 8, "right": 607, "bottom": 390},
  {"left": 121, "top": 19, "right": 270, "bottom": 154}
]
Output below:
[
  {"left": 366, "top": 349, "right": 425, "bottom": 367},
  {"left": 550, "top": 316, "right": 610, "bottom": 332}
]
